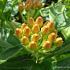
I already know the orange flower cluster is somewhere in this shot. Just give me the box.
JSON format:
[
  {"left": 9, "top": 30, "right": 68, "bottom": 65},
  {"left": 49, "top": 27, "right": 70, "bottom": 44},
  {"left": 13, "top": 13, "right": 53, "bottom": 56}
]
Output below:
[
  {"left": 18, "top": 0, "right": 42, "bottom": 12},
  {"left": 25, "top": 0, "right": 42, "bottom": 9},
  {"left": 15, "top": 16, "right": 63, "bottom": 51}
]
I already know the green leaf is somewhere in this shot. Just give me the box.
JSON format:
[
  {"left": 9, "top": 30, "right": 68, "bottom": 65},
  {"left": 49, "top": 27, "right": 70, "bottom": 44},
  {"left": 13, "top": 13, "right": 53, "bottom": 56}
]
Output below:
[
  {"left": 56, "top": 53, "right": 70, "bottom": 63},
  {"left": 7, "top": 34, "right": 21, "bottom": 47},
  {"left": 61, "top": 26, "right": 70, "bottom": 40},
  {"left": 40, "top": 2, "right": 66, "bottom": 30},
  {"left": 56, "top": 55, "right": 70, "bottom": 70},
  {"left": 0, "top": 0, "right": 7, "bottom": 12},
  {"left": 0, "top": 36, "right": 23, "bottom": 64},
  {"left": 0, "top": 55, "right": 52, "bottom": 70}
]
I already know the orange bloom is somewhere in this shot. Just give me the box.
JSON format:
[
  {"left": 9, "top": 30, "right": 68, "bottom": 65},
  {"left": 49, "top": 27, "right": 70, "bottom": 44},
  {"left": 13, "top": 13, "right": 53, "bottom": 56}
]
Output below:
[
  {"left": 32, "top": 34, "right": 39, "bottom": 42},
  {"left": 41, "top": 26, "right": 49, "bottom": 34},
  {"left": 33, "top": 0, "right": 42, "bottom": 8},
  {"left": 21, "top": 23, "right": 27, "bottom": 29},
  {"left": 25, "top": 0, "right": 32, "bottom": 10},
  {"left": 48, "top": 32, "right": 57, "bottom": 43},
  {"left": 28, "top": 17, "right": 34, "bottom": 27},
  {"left": 36, "top": 16, "right": 43, "bottom": 27},
  {"left": 18, "top": 2, "right": 24, "bottom": 13},
  {"left": 32, "top": 24, "right": 40, "bottom": 33},
  {"left": 29, "top": 41, "right": 37, "bottom": 49},
  {"left": 55, "top": 37, "right": 63, "bottom": 47},
  {"left": 47, "top": 21, "right": 55, "bottom": 31},
  {"left": 24, "top": 26, "right": 31, "bottom": 37},
  {"left": 15, "top": 28, "right": 22, "bottom": 37},
  {"left": 43, "top": 41, "right": 51, "bottom": 49},
  {"left": 21, "top": 36, "right": 29, "bottom": 45}
]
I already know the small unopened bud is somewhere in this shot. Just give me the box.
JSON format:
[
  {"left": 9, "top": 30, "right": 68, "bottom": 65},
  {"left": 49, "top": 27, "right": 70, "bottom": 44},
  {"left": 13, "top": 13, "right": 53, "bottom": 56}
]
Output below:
[
  {"left": 18, "top": 2, "right": 24, "bottom": 13},
  {"left": 21, "top": 23, "right": 27, "bottom": 29},
  {"left": 25, "top": 0, "right": 32, "bottom": 10},
  {"left": 41, "top": 26, "right": 49, "bottom": 34},
  {"left": 29, "top": 41, "right": 37, "bottom": 49},
  {"left": 28, "top": 17, "right": 34, "bottom": 27},
  {"left": 33, "top": 0, "right": 42, "bottom": 8},
  {"left": 24, "top": 26, "right": 31, "bottom": 37},
  {"left": 15, "top": 28, "right": 22, "bottom": 37},
  {"left": 32, "top": 24, "right": 40, "bottom": 33},
  {"left": 55, "top": 37, "right": 63, "bottom": 47},
  {"left": 47, "top": 21, "right": 55, "bottom": 31},
  {"left": 36, "top": 16, "right": 43, "bottom": 27},
  {"left": 48, "top": 32, "right": 57, "bottom": 43},
  {"left": 21, "top": 36, "right": 29, "bottom": 45},
  {"left": 32, "top": 34, "right": 39, "bottom": 42},
  {"left": 43, "top": 41, "right": 51, "bottom": 49}
]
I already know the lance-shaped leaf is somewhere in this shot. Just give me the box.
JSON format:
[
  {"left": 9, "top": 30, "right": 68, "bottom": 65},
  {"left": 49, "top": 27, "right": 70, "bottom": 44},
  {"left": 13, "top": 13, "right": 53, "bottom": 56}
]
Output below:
[{"left": 0, "top": 35, "right": 23, "bottom": 64}]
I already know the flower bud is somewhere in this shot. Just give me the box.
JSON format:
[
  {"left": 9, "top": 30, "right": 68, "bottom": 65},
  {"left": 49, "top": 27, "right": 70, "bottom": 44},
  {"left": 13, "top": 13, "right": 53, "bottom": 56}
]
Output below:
[
  {"left": 48, "top": 32, "right": 57, "bottom": 43},
  {"left": 21, "top": 36, "right": 29, "bottom": 45},
  {"left": 43, "top": 41, "right": 51, "bottom": 49},
  {"left": 33, "top": 0, "right": 42, "bottom": 8},
  {"left": 36, "top": 16, "right": 43, "bottom": 27},
  {"left": 47, "top": 21, "right": 55, "bottom": 31},
  {"left": 29, "top": 41, "right": 37, "bottom": 49},
  {"left": 24, "top": 26, "right": 31, "bottom": 37},
  {"left": 32, "top": 34, "right": 39, "bottom": 42},
  {"left": 21, "top": 23, "right": 27, "bottom": 29},
  {"left": 28, "top": 17, "right": 34, "bottom": 27},
  {"left": 32, "top": 24, "right": 40, "bottom": 33},
  {"left": 55, "top": 37, "right": 63, "bottom": 47},
  {"left": 18, "top": 2, "right": 24, "bottom": 13},
  {"left": 25, "top": 0, "right": 32, "bottom": 10},
  {"left": 15, "top": 28, "right": 22, "bottom": 37},
  {"left": 41, "top": 26, "right": 49, "bottom": 34}
]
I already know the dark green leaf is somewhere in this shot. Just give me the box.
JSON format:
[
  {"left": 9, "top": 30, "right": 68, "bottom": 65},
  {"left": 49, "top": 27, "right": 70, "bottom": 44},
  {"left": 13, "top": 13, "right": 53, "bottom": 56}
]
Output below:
[{"left": 0, "top": 38, "right": 23, "bottom": 64}]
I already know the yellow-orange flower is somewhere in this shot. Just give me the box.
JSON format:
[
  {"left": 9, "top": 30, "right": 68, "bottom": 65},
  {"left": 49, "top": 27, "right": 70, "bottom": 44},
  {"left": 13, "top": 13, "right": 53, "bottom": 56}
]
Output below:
[
  {"left": 28, "top": 17, "right": 34, "bottom": 27},
  {"left": 32, "top": 34, "right": 39, "bottom": 42},
  {"left": 36, "top": 16, "right": 43, "bottom": 27},
  {"left": 21, "top": 36, "right": 29, "bottom": 45},
  {"left": 29, "top": 41, "right": 37, "bottom": 49},
  {"left": 24, "top": 26, "right": 31, "bottom": 37},
  {"left": 15, "top": 28, "right": 22, "bottom": 37},
  {"left": 43, "top": 41, "right": 51, "bottom": 49},
  {"left": 48, "top": 32, "right": 57, "bottom": 43},
  {"left": 32, "top": 0, "right": 42, "bottom": 8},
  {"left": 25, "top": 0, "right": 32, "bottom": 10},
  {"left": 21, "top": 23, "right": 27, "bottom": 29},
  {"left": 41, "top": 26, "right": 49, "bottom": 34},
  {"left": 32, "top": 24, "right": 40, "bottom": 33},
  {"left": 18, "top": 2, "right": 24, "bottom": 13},
  {"left": 47, "top": 21, "right": 55, "bottom": 31},
  {"left": 55, "top": 37, "right": 63, "bottom": 47}
]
